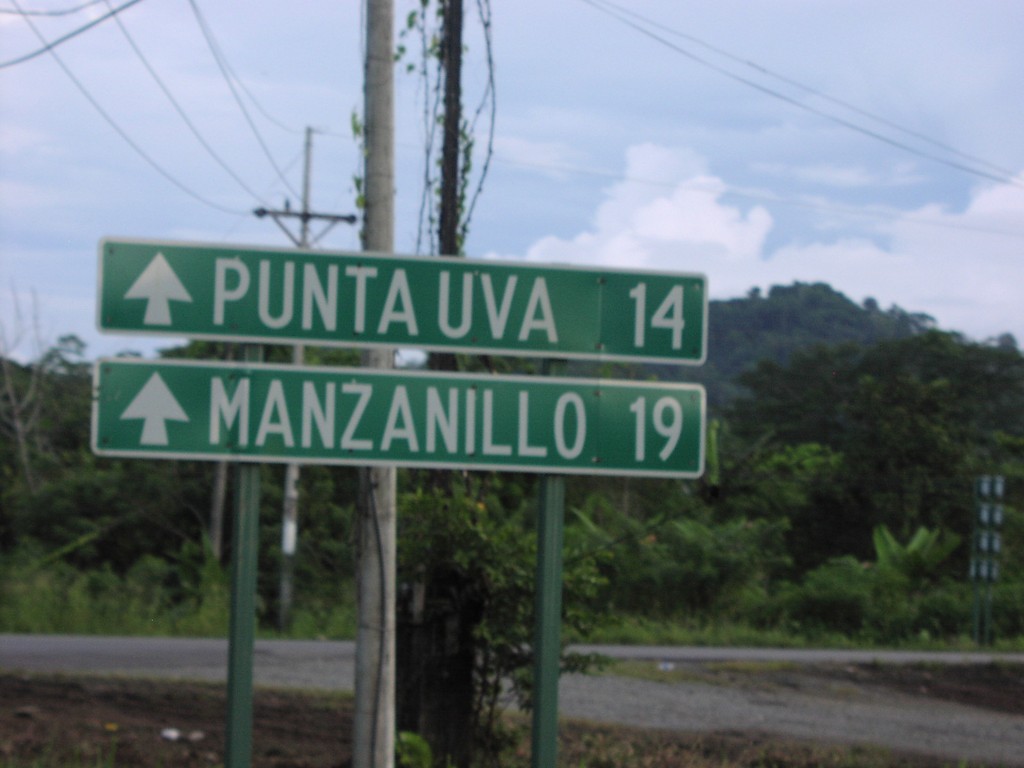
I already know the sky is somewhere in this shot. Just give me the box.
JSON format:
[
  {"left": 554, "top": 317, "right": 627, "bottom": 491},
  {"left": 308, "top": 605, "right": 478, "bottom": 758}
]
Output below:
[{"left": 2, "top": 0, "right": 1023, "bottom": 363}]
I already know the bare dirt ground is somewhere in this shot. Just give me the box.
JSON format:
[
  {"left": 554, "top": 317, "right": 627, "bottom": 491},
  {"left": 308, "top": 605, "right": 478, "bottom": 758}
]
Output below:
[
  {"left": 3, "top": 663, "right": 1024, "bottom": 767},
  {"left": 2, "top": 673, "right": 348, "bottom": 768}
]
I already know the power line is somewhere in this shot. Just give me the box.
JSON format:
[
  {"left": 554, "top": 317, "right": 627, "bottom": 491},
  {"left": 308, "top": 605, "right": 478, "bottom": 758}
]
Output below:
[
  {"left": 0, "top": 0, "right": 105, "bottom": 16},
  {"left": 0, "top": 0, "right": 145, "bottom": 70},
  {"left": 8, "top": 0, "right": 247, "bottom": 215},
  {"left": 217, "top": 147, "right": 307, "bottom": 241},
  {"left": 185, "top": 0, "right": 301, "bottom": 199},
  {"left": 587, "top": 0, "right": 1020, "bottom": 184},
  {"left": 178, "top": 7, "right": 305, "bottom": 138},
  {"left": 487, "top": 152, "right": 1024, "bottom": 242},
  {"left": 101, "top": 0, "right": 269, "bottom": 204},
  {"left": 230, "top": 73, "right": 305, "bottom": 137},
  {"left": 578, "top": 0, "right": 1023, "bottom": 190}
]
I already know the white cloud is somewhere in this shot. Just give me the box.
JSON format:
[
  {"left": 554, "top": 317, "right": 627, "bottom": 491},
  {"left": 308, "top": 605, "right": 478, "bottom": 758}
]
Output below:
[
  {"left": 492, "top": 144, "right": 773, "bottom": 274},
  {"left": 877, "top": 183, "right": 1024, "bottom": 340},
  {"left": 491, "top": 143, "right": 1024, "bottom": 344}
]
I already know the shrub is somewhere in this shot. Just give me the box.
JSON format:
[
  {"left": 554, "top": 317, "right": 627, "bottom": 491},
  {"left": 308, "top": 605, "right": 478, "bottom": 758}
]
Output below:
[
  {"left": 913, "top": 582, "right": 972, "bottom": 639},
  {"left": 777, "top": 557, "right": 874, "bottom": 636}
]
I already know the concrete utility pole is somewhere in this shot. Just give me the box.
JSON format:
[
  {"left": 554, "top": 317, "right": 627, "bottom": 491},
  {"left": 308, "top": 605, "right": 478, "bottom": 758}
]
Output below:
[
  {"left": 355, "top": 1, "right": 396, "bottom": 766},
  {"left": 253, "top": 126, "right": 357, "bottom": 633}
]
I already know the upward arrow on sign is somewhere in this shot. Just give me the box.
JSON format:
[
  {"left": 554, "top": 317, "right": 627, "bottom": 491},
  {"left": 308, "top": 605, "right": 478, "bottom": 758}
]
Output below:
[
  {"left": 119, "top": 372, "right": 189, "bottom": 445},
  {"left": 123, "top": 252, "right": 193, "bottom": 326}
]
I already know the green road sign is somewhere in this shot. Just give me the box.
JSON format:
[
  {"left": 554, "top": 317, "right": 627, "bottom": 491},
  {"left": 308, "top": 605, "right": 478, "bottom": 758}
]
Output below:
[
  {"left": 92, "top": 358, "right": 706, "bottom": 478},
  {"left": 97, "top": 238, "right": 707, "bottom": 365}
]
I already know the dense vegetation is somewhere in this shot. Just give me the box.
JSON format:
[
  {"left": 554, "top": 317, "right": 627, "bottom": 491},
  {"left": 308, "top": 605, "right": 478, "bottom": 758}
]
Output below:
[{"left": 1, "top": 282, "right": 1022, "bottom": 646}]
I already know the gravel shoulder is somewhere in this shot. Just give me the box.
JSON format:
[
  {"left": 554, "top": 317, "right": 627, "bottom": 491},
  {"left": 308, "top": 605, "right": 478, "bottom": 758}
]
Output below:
[
  {"left": 565, "top": 660, "right": 1024, "bottom": 766},
  {"left": 3, "top": 635, "right": 1024, "bottom": 766}
]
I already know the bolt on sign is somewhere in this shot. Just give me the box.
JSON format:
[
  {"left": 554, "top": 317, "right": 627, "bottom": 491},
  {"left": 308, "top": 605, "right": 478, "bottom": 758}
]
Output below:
[
  {"left": 97, "top": 238, "right": 707, "bottom": 365},
  {"left": 92, "top": 358, "right": 706, "bottom": 478}
]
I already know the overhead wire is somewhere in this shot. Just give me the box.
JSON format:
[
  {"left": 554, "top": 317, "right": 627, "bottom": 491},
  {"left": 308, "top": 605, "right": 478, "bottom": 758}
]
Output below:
[
  {"left": 230, "top": 73, "right": 305, "bottom": 137},
  {"left": 7, "top": 0, "right": 247, "bottom": 215},
  {"left": 0, "top": 0, "right": 106, "bottom": 16},
  {"left": 0, "top": 0, "right": 145, "bottom": 70},
  {"left": 218, "top": 147, "right": 306, "bottom": 241},
  {"left": 578, "top": 0, "right": 1023, "bottom": 190},
  {"left": 587, "top": 0, "right": 1020, "bottom": 184},
  {"left": 185, "top": 0, "right": 301, "bottom": 199},
  {"left": 100, "top": 0, "right": 270, "bottom": 205},
  {"left": 485, "top": 152, "right": 1024, "bottom": 242},
  {"left": 176, "top": 3, "right": 305, "bottom": 139}
]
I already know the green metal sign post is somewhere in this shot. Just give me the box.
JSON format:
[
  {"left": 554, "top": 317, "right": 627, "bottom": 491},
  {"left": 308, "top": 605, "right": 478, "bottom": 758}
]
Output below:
[
  {"left": 97, "top": 237, "right": 707, "bottom": 365},
  {"left": 92, "top": 358, "right": 706, "bottom": 478},
  {"left": 224, "top": 345, "right": 262, "bottom": 768},
  {"left": 531, "top": 473, "right": 565, "bottom": 768},
  {"left": 531, "top": 359, "right": 566, "bottom": 768}
]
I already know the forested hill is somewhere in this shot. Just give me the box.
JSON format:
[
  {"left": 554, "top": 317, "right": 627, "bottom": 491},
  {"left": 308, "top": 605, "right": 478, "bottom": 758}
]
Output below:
[{"left": 672, "top": 282, "right": 942, "bottom": 406}]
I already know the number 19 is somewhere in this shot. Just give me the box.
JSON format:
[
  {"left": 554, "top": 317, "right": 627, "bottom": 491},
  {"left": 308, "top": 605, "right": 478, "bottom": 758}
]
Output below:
[{"left": 629, "top": 396, "right": 683, "bottom": 462}]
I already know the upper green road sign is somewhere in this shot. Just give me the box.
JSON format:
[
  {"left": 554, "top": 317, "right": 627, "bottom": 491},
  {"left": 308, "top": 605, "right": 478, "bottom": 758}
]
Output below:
[
  {"left": 92, "top": 358, "right": 706, "bottom": 478},
  {"left": 97, "top": 238, "right": 707, "bottom": 365}
]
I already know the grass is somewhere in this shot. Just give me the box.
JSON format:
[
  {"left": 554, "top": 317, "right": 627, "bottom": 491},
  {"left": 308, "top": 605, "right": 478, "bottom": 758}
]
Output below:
[
  {"left": 583, "top": 613, "right": 858, "bottom": 649},
  {"left": 0, "top": 560, "right": 357, "bottom": 640},
  {"left": 583, "top": 613, "right": 1024, "bottom": 652},
  {"left": 0, "top": 742, "right": 118, "bottom": 768},
  {"left": 0, "top": 562, "right": 230, "bottom": 637},
  {"left": 4, "top": 559, "right": 1023, "bottom": 652}
]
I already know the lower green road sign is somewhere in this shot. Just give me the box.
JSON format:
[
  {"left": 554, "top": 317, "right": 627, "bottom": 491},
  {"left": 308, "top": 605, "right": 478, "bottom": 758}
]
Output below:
[{"left": 92, "top": 359, "right": 705, "bottom": 478}]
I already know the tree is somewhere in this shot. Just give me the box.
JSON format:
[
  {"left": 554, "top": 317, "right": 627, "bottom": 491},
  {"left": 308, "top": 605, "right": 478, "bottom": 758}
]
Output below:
[
  {"left": 0, "top": 351, "right": 41, "bottom": 493},
  {"left": 686, "top": 282, "right": 931, "bottom": 409},
  {"left": 393, "top": 2, "right": 502, "bottom": 765},
  {"left": 731, "top": 343, "right": 862, "bottom": 448},
  {"left": 397, "top": 481, "right": 604, "bottom": 765},
  {"left": 728, "top": 331, "right": 1023, "bottom": 564},
  {"left": 0, "top": 301, "right": 65, "bottom": 493},
  {"left": 716, "top": 440, "right": 850, "bottom": 575},
  {"left": 1, "top": 331, "right": 95, "bottom": 554},
  {"left": 843, "top": 372, "right": 969, "bottom": 540}
]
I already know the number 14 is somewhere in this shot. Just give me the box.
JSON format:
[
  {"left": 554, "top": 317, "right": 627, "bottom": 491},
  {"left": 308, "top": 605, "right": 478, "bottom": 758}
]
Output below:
[{"left": 628, "top": 283, "right": 685, "bottom": 350}]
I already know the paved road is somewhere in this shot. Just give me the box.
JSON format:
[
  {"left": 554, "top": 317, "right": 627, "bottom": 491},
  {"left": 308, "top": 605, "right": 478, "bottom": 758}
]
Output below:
[
  {"left": 1, "top": 635, "right": 358, "bottom": 690},
  {"left": 4, "top": 635, "right": 1024, "bottom": 765},
  {"left": 5, "top": 635, "right": 1022, "bottom": 685}
]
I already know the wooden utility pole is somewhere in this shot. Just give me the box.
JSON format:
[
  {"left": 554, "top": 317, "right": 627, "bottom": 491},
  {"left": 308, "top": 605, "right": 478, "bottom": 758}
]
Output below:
[
  {"left": 438, "top": 0, "right": 463, "bottom": 264},
  {"left": 397, "top": 3, "right": 476, "bottom": 767},
  {"left": 355, "top": 1, "right": 396, "bottom": 767}
]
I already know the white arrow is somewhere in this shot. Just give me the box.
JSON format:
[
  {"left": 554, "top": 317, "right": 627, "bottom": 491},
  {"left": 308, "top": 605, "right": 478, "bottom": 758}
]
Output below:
[
  {"left": 120, "top": 373, "right": 189, "bottom": 446},
  {"left": 123, "top": 252, "right": 192, "bottom": 325}
]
